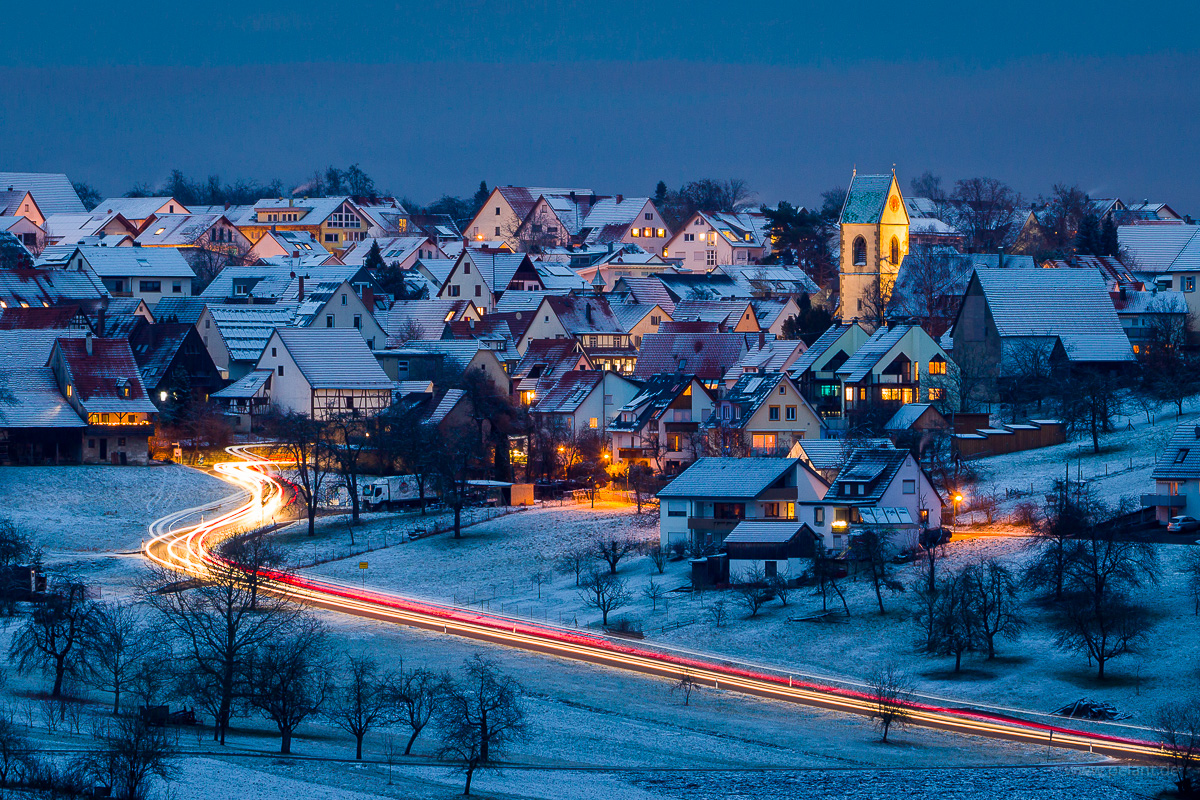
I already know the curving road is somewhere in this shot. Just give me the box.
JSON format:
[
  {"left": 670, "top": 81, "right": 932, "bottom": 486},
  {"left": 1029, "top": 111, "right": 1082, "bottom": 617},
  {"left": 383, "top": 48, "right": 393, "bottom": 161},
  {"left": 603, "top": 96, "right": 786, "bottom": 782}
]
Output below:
[{"left": 146, "top": 445, "right": 1171, "bottom": 763}]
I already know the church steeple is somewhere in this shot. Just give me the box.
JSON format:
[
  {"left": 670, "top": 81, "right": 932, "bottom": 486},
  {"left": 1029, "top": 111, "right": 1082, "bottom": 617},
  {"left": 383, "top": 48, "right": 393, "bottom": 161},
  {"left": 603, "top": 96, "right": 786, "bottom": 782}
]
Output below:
[{"left": 837, "top": 170, "right": 910, "bottom": 325}]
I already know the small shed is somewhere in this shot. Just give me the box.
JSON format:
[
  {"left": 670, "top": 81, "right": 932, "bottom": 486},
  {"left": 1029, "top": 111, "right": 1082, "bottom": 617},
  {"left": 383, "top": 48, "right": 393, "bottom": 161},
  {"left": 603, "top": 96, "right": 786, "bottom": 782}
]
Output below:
[{"left": 724, "top": 521, "right": 817, "bottom": 582}]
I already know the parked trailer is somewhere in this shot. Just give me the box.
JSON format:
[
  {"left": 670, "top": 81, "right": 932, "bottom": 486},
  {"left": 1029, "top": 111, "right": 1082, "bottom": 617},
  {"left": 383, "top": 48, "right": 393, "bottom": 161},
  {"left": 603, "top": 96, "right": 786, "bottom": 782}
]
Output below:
[{"left": 360, "top": 475, "right": 437, "bottom": 511}]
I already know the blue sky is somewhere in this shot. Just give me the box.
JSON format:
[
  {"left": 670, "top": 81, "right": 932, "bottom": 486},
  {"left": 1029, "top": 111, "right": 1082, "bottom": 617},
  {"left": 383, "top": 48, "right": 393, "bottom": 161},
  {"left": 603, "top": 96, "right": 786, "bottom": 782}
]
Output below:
[{"left": 4, "top": 2, "right": 1198, "bottom": 211}]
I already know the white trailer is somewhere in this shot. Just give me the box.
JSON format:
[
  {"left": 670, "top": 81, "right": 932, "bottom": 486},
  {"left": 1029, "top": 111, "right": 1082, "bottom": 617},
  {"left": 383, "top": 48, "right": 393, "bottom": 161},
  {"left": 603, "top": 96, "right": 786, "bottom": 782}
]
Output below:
[{"left": 360, "top": 475, "right": 436, "bottom": 511}]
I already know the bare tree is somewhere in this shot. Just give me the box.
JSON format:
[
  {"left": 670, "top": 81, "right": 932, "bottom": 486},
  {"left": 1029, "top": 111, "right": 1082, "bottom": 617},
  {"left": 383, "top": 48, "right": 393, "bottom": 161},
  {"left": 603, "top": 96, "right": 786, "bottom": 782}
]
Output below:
[
  {"left": 529, "top": 568, "right": 551, "bottom": 600},
  {"left": 555, "top": 546, "right": 592, "bottom": 587},
  {"left": 578, "top": 572, "right": 631, "bottom": 626},
  {"left": 645, "top": 544, "right": 667, "bottom": 575},
  {"left": 922, "top": 567, "right": 981, "bottom": 672},
  {"left": 593, "top": 535, "right": 639, "bottom": 575},
  {"left": 851, "top": 529, "right": 903, "bottom": 615},
  {"left": 771, "top": 576, "right": 792, "bottom": 607},
  {"left": 811, "top": 545, "right": 850, "bottom": 617},
  {"left": 262, "top": 411, "right": 333, "bottom": 537},
  {"left": 436, "top": 655, "right": 528, "bottom": 796},
  {"left": 9, "top": 578, "right": 94, "bottom": 697},
  {"left": 965, "top": 559, "right": 1025, "bottom": 659},
  {"left": 867, "top": 665, "right": 912, "bottom": 743},
  {"left": 328, "top": 654, "right": 394, "bottom": 760},
  {"left": 706, "top": 598, "right": 729, "bottom": 628},
  {"left": 1055, "top": 592, "right": 1151, "bottom": 680},
  {"left": 1024, "top": 479, "right": 1094, "bottom": 601},
  {"left": 323, "top": 413, "right": 373, "bottom": 525},
  {"left": 244, "top": 617, "right": 331, "bottom": 754},
  {"left": 82, "top": 602, "right": 150, "bottom": 715},
  {"left": 734, "top": 564, "right": 771, "bottom": 617},
  {"left": 672, "top": 671, "right": 699, "bottom": 706},
  {"left": 949, "top": 177, "right": 1021, "bottom": 252},
  {"left": 643, "top": 577, "right": 666, "bottom": 612},
  {"left": 1156, "top": 699, "right": 1200, "bottom": 797},
  {"left": 394, "top": 667, "right": 439, "bottom": 755},
  {"left": 78, "top": 715, "right": 175, "bottom": 800},
  {"left": 145, "top": 562, "right": 300, "bottom": 744},
  {"left": 218, "top": 534, "right": 285, "bottom": 611},
  {"left": 0, "top": 716, "right": 31, "bottom": 788}
]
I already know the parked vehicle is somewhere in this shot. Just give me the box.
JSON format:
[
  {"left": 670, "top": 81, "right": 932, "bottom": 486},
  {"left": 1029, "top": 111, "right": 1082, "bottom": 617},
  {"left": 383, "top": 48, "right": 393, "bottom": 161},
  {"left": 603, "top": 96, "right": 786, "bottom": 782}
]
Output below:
[
  {"left": 360, "top": 475, "right": 437, "bottom": 511},
  {"left": 1167, "top": 515, "right": 1200, "bottom": 533}
]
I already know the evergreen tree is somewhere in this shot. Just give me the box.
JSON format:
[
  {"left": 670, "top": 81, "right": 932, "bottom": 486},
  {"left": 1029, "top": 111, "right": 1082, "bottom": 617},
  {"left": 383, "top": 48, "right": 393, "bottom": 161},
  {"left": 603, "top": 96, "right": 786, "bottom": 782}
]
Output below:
[
  {"left": 779, "top": 294, "right": 835, "bottom": 344},
  {"left": 653, "top": 181, "right": 669, "bottom": 207},
  {"left": 472, "top": 181, "right": 490, "bottom": 216},
  {"left": 1100, "top": 217, "right": 1119, "bottom": 257},
  {"left": 1073, "top": 213, "right": 1103, "bottom": 256},
  {"left": 363, "top": 240, "right": 385, "bottom": 273}
]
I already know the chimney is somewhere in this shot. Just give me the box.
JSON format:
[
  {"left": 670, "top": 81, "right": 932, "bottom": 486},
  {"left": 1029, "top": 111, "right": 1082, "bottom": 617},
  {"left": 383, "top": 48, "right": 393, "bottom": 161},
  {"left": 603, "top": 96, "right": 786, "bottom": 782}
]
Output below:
[
  {"left": 758, "top": 330, "right": 765, "bottom": 348},
  {"left": 97, "top": 306, "right": 106, "bottom": 337},
  {"left": 363, "top": 284, "right": 375, "bottom": 309},
  {"left": 297, "top": 275, "right": 305, "bottom": 303},
  {"left": 289, "top": 198, "right": 294, "bottom": 207},
  {"left": 1194, "top": 425, "right": 1200, "bottom": 440},
  {"left": 585, "top": 304, "right": 592, "bottom": 323},
  {"left": 85, "top": 332, "right": 93, "bottom": 356},
  {"left": 292, "top": 250, "right": 300, "bottom": 259},
  {"left": 616, "top": 194, "right": 623, "bottom": 203},
  {"left": 997, "top": 247, "right": 1005, "bottom": 269}
]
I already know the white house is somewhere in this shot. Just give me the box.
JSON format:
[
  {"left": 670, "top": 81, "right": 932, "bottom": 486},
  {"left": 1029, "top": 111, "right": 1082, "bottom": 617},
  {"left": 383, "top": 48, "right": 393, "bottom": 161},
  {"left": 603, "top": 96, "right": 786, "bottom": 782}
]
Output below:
[{"left": 252, "top": 328, "right": 394, "bottom": 420}]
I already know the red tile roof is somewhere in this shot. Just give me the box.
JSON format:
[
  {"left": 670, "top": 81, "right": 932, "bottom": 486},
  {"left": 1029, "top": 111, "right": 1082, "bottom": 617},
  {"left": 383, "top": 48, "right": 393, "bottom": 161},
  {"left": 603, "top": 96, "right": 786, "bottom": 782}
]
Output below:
[
  {"left": 633, "top": 332, "right": 748, "bottom": 380},
  {"left": 0, "top": 305, "right": 82, "bottom": 330},
  {"left": 55, "top": 337, "right": 154, "bottom": 409}
]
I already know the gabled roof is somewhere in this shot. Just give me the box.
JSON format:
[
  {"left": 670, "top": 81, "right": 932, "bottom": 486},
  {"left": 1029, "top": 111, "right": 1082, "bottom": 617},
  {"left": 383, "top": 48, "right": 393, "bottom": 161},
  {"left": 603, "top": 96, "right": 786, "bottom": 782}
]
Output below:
[
  {"left": 380, "top": 299, "right": 471, "bottom": 344},
  {"left": 496, "top": 290, "right": 552, "bottom": 313},
  {"left": 788, "top": 323, "right": 865, "bottom": 377},
  {"left": 581, "top": 197, "right": 652, "bottom": 243},
  {"left": 93, "top": 197, "right": 187, "bottom": 220},
  {"left": 207, "top": 303, "right": 299, "bottom": 362},
  {"left": 883, "top": 403, "right": 942, "bottom": 432},
  {"left": 837, "top": 324, "right": 920, "bottom": 384},
  {"left": 612, "top": 276, "right": 675, "bottom": 312},
  {"left": 0, "top": 266, "right": 108, "bottom": 308},
  {"left": 725, "top": 521, "right": 812, "bottom": 545},
  {"left": 1152, "top": 422, "right": 1200, "bottom": 480},
  {"left": 442, "top": 317, "right": 518, "bottom": 351},
  {"left": 0, "top": 305, "right": 84, "bottom": 330},
  {"left": 790, "top": 438, "right": 894, "bottom": 471},
  {"left": 967, "top": 269, "right": 1134, "bottom": 363},
  {"left": 134, "top": 214, "right": 233, "bottom": 246},
  {"left": 130, "top": 323, "right": 198, "bottom": 389},
  {"left": 609, "top": 373, "right": 701, "bottom": 433},
  {"left": 1117, "top": 225, "right": 1199, "bottom": 274},
  {"left": 512, "top": 338, "right": 590, "bottom": 382},
  {"left": 55, "top": 337, "right": 158, "bottom": 414},
  {"left": 633, "top": 332, "right": 748, "bottom": 380},
  {"left": 827, "top": 447, "right": 909, "bottom": 504},
  {"left": 393, "top": 339, "right": 500, "bottom": 375},
  {"left": 656, "top": 272, "right": 748, "bottom": 301},
  {"left": 672, "top": 299, "right": 756, "bottom": 330},
  {"left": 530, "top": 370, "right": 605, "bottom": 415},
  {"left": 610, "top": 302, "right": 666, "bottom": 333},
  {"left": 342, "top": 236, "right": 430, "bottom": 267},
  {"left": 0, "top": 330, "right": 89, "bottom": 428},
  {"left": 73, "top": 246, "right": 196, "bottom": 278},
  {"left": 42, "top": 212, "right": 137, "bottom": 246},
  {"left": 545, "top": 295, "right": 624, "bottom": 335},
  {"left": 465, "top": 251, "right": 534, "bottom": 292},
  {"left": 426, "top": 389, "right": 467, "bottom": 426},
  {"left": 839, "top": 174, "right": 894, "bottom": 225},
  {"left": 212, "top": 368, "right": 273, "bottom": 400},
  {"left": 1111, "top": 289, "right": 1188, "bottom": 315},
  {"left": 273, "top": 328, "right": 393, "bottom": 389},
  {"left": 0, "top": 173, "right": 85, "bottom": 214},
  {"left": 718, "top": 372, "right": 789, "bottom": 424},
  {"left": 658, "top": 457, "right": 800, "bottom": 498},
  {"left": 723, "top": 337, "right": 804, "bottom": 383},
  {"left": 251, "top": 196, "right": 359, "bottom": 225},
  {"left": 533, "top": 261, "right": 587, "bottom": 293}
]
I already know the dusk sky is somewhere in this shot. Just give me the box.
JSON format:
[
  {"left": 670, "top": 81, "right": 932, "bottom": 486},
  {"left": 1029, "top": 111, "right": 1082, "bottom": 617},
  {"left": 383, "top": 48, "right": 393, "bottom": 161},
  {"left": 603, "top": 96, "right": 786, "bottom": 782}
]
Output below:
[{"left": 4, "top": 2, "right": 1198, "bottom": 212}]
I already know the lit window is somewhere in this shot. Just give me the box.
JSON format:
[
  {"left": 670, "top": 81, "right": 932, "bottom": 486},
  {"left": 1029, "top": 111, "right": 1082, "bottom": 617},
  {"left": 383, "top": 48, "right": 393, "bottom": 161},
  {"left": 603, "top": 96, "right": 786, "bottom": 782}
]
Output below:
[
  {"left": 657, "top": 228, "right": 666, "bottom": 237},
  {"left": 588, "top": 417, "right": 598, "bottom": 429},
  {"left": 890, "top": 236, "right": 900, "bottom": 265},
  {"left": 631, "top": 228, "right": 639, "bottom": 237},
  {"left": 928, "top": 358, "right": 947, "bottom": 375},
  {"left": 154, "top": 227, "right": 165, "bottom": 235},
  {"left": 844, "top": 386, "right": 854, "bottom": 402}
]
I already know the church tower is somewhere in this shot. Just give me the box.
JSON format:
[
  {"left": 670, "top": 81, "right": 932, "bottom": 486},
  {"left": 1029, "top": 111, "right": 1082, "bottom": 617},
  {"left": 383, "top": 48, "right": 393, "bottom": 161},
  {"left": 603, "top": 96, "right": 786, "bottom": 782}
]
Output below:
[{"left": 837, "top": 170, "right": 910, "bottom": 322}]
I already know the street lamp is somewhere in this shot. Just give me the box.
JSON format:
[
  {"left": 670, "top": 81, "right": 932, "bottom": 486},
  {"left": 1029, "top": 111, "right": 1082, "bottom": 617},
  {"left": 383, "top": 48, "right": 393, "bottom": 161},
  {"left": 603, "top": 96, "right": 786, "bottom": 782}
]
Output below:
[{"left": 953, "top": 493, "right": 963, "bottom": 527}]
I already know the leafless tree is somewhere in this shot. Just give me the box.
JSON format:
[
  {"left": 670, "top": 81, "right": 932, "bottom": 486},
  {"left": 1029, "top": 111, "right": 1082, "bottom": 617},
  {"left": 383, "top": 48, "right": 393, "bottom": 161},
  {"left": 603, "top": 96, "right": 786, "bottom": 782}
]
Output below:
[
  {"left": 1156, "top": 699, "right": 1200, "bottom": 796},
  {"left": 145, "top": 562, "right": 300, "bottom": 744},
  {"left": 643, "top": 577, "right": 666, "bottom": 612},
  {"left": 965, "top": 559, "right": 1025, "bottom": 659},
  {"left": 0, "top": 716, "right": 32, "bottom": 788},
  {"left": 867, "top": 665, "right": 912, "bottom": 743},
  {"left": 1054, "top": 592, "right": 1151, "bottom": 680},
  {"left": 851, "top": 529, "right": 903, "bottom": 614},
  {"left": 323, "top": 413, "right": 373, "bottom": 525},
  {"left": 328, "top": 654, "right": 394, "bottom": 760},
  {"left": 593, "top": 534, "right": 639, "bottom": 575},
  {"left": 771, "top": 576, "right": 793, "bottom": 607},
  {"left": 129, "top": 651, "right": 172, "bottom": 713},
  {"left": 262, "top": 411, "right": 333, "bottom": 537},
  {"left": 706, "top": 598, "right": 729, "bottom": 628},
  {"left": 555, "top": 546, "right": 593, "bottom": 587},
  {"left": 436, "top": 655, "right": 528, "bottom": 796},
  {"left": 734, "top": 564, "right": 770, "bottom": 617},
  {"left": 529, "top": 569, "right": 551, "bottom": 600},
  {"left": 394, "top": 667, "right": 439, "bottom": 755},
  {"left": 645, "top": 544, "right": 668, "bottom": 575},
  {"left": 1023, "top": 479, "right": 1096, "bottom": 601},
  {"left": 78, "top": 715, "right": 175, "bottom": 800},
  {"left": 243, "top": 616, "right": 331, "bottom": 754},
  {"left": 218, "top": 534, "right": 285, "bottom": 611},
  {"left": 578, "top": 572, "right": 631, "bottom": 626},
  {"left": 949, "top": 177, "right": 1021, "bottom": 252},
  {"left": 672, "top": 671, "right": 699, "bottom": 706},
  {"left": 82, "top": 602, "right": 151, "bottom": 715},
  {"left": 8, "top": 578, "right": 94, "bottom": 697},
  {"left": 811, "top": 546, "right": 850, "bottom": 616},
  {"left": 921, "top": 567, "right": 981, "bottom": 672}
]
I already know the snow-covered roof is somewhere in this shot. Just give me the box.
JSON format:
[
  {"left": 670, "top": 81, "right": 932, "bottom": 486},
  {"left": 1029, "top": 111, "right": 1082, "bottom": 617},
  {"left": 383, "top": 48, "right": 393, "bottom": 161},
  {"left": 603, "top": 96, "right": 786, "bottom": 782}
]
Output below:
[
  {"left": 274, "top": 328, "right": 392, "bottom": 390},
  {"left": 74, "top": 246, "right": 196, "bottom": 279},
  {"left": 207, "top": 303, "right": 299, "bottom": 362},
  {"left": 658, "top": 457, "right": 800, "bottom": 499},
  {"left": 0, "top": 173, "right": 84, "bottom": 215},
  {"left": 725, "top": 521, "right": 809, "bottom": 544},
  {"left": 0, "top": 330, "right": 88, "bottom": 428},
  {"left": 212, "top": 368, "right": 272, "bottom": 400},
  {"left": 1118, "top": 224, "right": 1199, "bottom": 274},
  {"left": 1152, "top": 423, "right": 1200, "bottom": 480}
]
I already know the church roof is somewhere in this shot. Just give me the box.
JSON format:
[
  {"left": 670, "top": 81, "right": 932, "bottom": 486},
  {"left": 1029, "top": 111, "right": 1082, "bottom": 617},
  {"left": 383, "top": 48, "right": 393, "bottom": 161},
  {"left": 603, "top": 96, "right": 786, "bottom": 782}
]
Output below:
[{"left": 839, "top": 174, "right": 894, "bottom": 225}]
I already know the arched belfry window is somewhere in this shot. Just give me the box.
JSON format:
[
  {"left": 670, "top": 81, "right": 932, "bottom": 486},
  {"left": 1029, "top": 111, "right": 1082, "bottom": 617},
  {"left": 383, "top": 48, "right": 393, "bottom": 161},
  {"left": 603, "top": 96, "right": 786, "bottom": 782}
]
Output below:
[
  {"left": 852, "top": 236, "right": 867, "bottom": 267},
  {"left": 890, "top": 236, "right": 900, "bottom": 265}
]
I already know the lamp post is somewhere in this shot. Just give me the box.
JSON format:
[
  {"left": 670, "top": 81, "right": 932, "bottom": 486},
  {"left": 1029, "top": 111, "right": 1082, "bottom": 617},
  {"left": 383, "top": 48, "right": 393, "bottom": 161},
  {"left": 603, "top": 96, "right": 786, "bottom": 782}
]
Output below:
[{"left": 953, "top": 493, "right": 963, "bottom": 528}]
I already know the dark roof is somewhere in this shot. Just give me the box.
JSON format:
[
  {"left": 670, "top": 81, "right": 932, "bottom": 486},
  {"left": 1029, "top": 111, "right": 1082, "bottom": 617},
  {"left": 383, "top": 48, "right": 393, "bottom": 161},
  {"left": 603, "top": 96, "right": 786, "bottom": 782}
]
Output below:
[
  {"left": 0, "top": 305, "right": 83, "bottom": 330},
  {"left": 531, "top": 371, "right": 605, "bottom": 415},
  {"left": 152, "top": 297, "right": 208, "bottom": 325},
  {"left": 658, "top": 457, "right": 800, "bottom": 498},
  {"left": 130, "top": 323, "right": 197, "bottom": 390},
  {"left": 827, "top": 448, "right": 908, "bottom": 504},
  {"left": 513, "top": 339, "right": 590, "bottom": 383},
  {"left": 545, "top": 295, "right": 624, "bottom": 335},
  {"left": 55, "top": 337, "right": 158, "bottom": 414},
  {"left": 633, "top": 332, "right": 748, "bottom": 380},
  {"left": 716, "top": 372, "right": 789, "bottom": 427},
  {"left": 658, "top": 320, "right": 721, "bottom": 334},
  {"left": 839, "top": 174, "right": 893, "bottom": 225},
  {"left": 609, "top": 373, "right": 700, "bottom": 433}
]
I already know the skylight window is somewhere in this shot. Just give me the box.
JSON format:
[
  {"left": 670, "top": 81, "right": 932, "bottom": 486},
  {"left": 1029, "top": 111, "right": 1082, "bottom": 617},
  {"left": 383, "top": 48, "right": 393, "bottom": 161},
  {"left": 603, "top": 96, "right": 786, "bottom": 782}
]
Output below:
[{"left": 154, "top": 227, "right": 166, "bottom": 235}]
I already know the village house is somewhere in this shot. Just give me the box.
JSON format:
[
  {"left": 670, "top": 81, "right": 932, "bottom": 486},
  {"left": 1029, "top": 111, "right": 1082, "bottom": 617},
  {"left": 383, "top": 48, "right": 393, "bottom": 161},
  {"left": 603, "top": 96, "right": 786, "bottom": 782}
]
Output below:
[
  {"left": 236, "top": 197, "right": 373, "bottom": 257},
  {"left": 0, "top": 329, "right": 89, "bottom": 464},
  {"left": 787, "top": 322, "right": 872, "bottom": 420},
  {"left": 0, "top": 215, "right": 47, "bottom": 253},
  {"left": 50, "top": 334, "right": 159, "bottom": 465},
  {"left": 609, "top": 374, "right": 715, "bottom": 474},
  {"left": 197, "top": 303, "right": 298, "bottom": 380},
  {"left": 529, "top": 370, "right": 640, "bottom": 436},
  {"left": 247, "top": 229, "right": 343, "bottom": 267},
  {"left": 1145, "top": 422, "right": 1200, "bottom": 524},
  {"left": 42, "top": 211, "right": 139, "bottom": 248},
  {"left": 671, "top": 299, "right": 761, "bottom": 333},
  {"left": 662, "top": 211, "right": 770, "bottom": 269},
  {"left": 633, "top": 331, "right": 751, "bottom": 393},
  {"left": 724, "top": 521, "right": 820, "bottom": 584},
  {"left": 0, "top": 172, "right": 85, "bottom": 215},
  {"left": 342, "top": 236, "right": 441, "bottom": 269},
  {"left": 836, "top": 322, "right": 954, "bottom": 426},
  {"left": 799, "top": 446, "right": 942, "bottom": 553},
  {"left": 722, "top": 335, "right": 807, "bottom": 390},
  {"left": 610, "top": 301, "right": 671, "bottom": 348},
  {"left": 511, "top": 338, "right": 593, "bottom": 405},
  {"left": 43, "top": 245, "right": 195, "bottom": 310},
  {"left": 377, "top": 299, "right": 480, "bottom": 346},
  {"left": 656, "top": 457, "right": 828, "bottom": 552},
  {"left": 92, "top": 197, "right": 190, "bottom": 228},
  {"left": 245, "top": 328, "right": 394, "bottom": 420},
  {"left": 380, "top": 339, "right": 510, "bottom": 393},
  {"left": 131, "top": 319, "right": 224, "bottom": 412},
  {"left": 708, "top": 372, "right": 824, "bottom": 455}
]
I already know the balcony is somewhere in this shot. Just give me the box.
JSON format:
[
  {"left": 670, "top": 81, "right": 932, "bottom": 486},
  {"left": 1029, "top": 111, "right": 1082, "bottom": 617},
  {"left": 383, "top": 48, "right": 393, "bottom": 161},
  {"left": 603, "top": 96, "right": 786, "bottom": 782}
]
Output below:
[
  {"left": 1142, "top": 494, "right": 1186, "bottom": 509},
  {"left": 687, "top": 517, "right": 741, "bottom": 534},
  {"left": 758, "top": 487, "right": 798, "bottom": 502}
]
